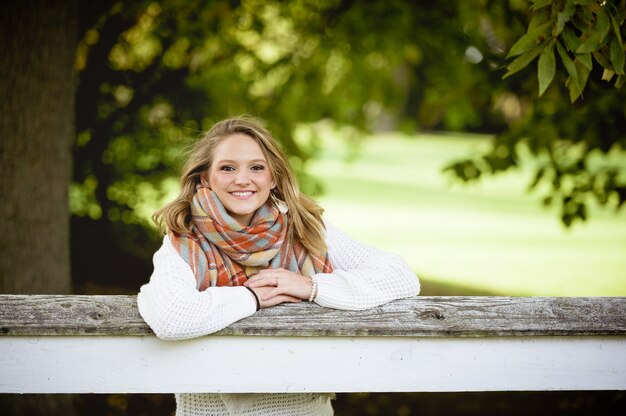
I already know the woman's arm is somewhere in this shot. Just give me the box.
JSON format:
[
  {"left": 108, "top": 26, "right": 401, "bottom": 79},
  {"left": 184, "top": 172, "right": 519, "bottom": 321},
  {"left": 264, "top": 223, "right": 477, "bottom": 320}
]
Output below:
[
  {"left": 137, "top": 236, "right": 257, "bottom": 340},
  {"left": 313, "top": 223, "right": 421, "bottom": 310}
]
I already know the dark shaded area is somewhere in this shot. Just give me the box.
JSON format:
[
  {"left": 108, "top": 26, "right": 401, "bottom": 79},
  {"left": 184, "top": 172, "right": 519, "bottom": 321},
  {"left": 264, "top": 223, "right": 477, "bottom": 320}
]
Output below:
[
  {"left": 2, "top": 391, "right": 624, "bottom": 415},
  {"left": 71, "top": 217, "right": 160, "bottom": 292},
  {"left": 334, "top": 391, "right": 626, "bottom": 415}
]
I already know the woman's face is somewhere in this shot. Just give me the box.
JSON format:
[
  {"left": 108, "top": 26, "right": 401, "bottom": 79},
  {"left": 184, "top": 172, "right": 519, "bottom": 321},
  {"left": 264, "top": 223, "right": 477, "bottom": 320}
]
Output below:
[{"left": 207, "top": 133, "right": 275, "bottom": 226}]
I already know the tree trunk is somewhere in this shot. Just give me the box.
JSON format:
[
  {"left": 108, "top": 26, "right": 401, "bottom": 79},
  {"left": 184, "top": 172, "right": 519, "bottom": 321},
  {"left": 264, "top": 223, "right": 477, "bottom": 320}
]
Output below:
[
  {"left": 0, "top": 0, "right": 77, "bottom": 413},
  {"left": 0, "top": 0, "right": 76, "bottom": 294}
]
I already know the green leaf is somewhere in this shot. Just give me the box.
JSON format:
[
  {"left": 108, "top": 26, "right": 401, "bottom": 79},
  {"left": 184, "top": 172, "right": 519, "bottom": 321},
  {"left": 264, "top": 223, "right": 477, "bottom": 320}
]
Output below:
[
  {"left": 507, "top": 23, "right": 551, "bottom": 58},
  {"left": 610, "top": 36, "right": 625, "bottom": 74},
  {"left": 593, "top": 49, "right": 614, "bottom": 70},
  {"left": 569, "top": 58, "right": 591, "bottom": 102},
  {"left": 578, "top": 51, "right": 593, "bottom": 70},
  {"left": 577, "top": 33, "right": 611, "bottom": 53},
  {"left": 602, "top": 68, "right": 616, "bottom": 81},
  {"left": 561, "top": 27, "right": 582, "bottom": 51},
  {"left": 568, "top": 81, "right": 583, "bottom": 102},
  {"left": 557, "top": 40, "right": 583, "bottom": 102},
  {"left": 555, "top": 1, "right": 576, "bottom": 36},
  {"left": 610, "top": 14, "right": 623, "bottom": 47},
  {"left": 528, "top": 9, "right": 551, "bottom": 31},
  {"left": 576, "top": 8, "right": 612, "bottom": 53},
  {"left": 503, "top": 44, "right": 545, "bottom": 78},
  {"left": 595, "top": 8, "right": 612, "bottom": 38},
  {"left": 557, "top": 40, "right": 578, "bottom": 80},
  {"left": 616, "top": 74, "right": 625, "bottom": 88},
  {"left": 572, "top": 6, "right": 594, "bottom": 32},
  {"left": 575, "top": 57, "right": 591, "bottom": 87},
  {"left": 538, "top": 42, "right": 556, "bottom": 96},
  {"left": 531, "top": 0, "right": 552, "bottom": 10}
]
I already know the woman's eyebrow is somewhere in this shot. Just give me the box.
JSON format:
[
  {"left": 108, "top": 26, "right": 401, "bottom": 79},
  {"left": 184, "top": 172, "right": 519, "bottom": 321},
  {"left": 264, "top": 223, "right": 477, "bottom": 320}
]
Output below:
[{"left": 215, "top": 159, "right": 267, "bottom": 164}]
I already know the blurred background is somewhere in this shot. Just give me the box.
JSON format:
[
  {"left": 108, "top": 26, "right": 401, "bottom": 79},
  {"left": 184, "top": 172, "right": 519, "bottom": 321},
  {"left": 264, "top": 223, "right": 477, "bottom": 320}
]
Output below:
[
  {"left": 1, "top": 0, "right": 625, "bottom": 414},
  {"left": 66, "top": 0, "right": 626, "bottom": 298}
]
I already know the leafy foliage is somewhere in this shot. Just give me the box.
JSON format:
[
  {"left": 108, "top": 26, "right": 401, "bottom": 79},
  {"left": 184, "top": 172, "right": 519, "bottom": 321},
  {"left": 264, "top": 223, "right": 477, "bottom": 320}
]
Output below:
[
  {"left": 503, "top": 0, "right": 625, "bottom": 101},
  {"left": 447, "top": 0, "right": 626, "bottom": 227}
]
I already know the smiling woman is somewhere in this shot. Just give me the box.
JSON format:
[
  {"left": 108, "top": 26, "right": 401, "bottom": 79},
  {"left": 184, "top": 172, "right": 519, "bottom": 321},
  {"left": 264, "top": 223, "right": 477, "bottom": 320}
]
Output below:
[{"left": 138, "top": 116, "right": 420, "bottom": 415}]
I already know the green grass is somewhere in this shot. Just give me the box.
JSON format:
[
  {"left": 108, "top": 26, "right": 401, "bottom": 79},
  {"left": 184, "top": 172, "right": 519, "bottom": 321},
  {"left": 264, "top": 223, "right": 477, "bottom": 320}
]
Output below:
[{"left": 308, "top": 131, "right": 626, "bottom": 296}]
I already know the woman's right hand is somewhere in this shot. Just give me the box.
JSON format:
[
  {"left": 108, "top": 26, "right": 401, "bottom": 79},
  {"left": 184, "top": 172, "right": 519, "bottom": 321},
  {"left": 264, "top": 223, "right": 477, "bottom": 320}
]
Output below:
[{"left": 249, "top": 286, "right": 301, "bottom": 308}]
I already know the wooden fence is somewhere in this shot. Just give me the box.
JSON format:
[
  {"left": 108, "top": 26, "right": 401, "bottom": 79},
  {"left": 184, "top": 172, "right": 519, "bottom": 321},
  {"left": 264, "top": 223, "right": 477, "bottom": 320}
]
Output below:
[{"left": 1, "top": 295, "right": 625, "bottom": 393}]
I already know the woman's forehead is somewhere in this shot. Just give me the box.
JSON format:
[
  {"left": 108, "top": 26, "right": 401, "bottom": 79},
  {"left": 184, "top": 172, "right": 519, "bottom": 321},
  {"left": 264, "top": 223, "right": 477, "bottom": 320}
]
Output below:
[{"left": 212, "top": 134, "right": 267, "bottom": 162}]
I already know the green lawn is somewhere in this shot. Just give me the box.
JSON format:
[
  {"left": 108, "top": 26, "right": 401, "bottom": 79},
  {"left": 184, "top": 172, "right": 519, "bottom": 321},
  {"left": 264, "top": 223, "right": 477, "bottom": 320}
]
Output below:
[{"left": 308, "top": 131, "right": 626, "bottom": 296}]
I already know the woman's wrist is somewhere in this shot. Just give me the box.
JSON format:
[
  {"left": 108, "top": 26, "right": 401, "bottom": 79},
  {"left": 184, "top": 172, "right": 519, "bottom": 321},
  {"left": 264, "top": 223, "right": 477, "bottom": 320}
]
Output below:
[{"left": 245, "top": 286, "right": 260, "bottom": 311}]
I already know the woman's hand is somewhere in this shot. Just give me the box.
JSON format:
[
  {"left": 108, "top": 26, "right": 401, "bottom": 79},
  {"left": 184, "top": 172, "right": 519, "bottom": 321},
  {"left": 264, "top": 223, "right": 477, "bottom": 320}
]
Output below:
[
  {"left": 245, "top": 268, "right": 313, "bottom": 304},
  {"left": 247, "top": 285, "right": 301, "bottom": 309}
]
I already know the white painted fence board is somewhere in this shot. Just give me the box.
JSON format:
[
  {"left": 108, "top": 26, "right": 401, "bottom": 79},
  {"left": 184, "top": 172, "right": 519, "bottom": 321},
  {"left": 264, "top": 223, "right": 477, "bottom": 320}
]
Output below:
[{"left": 1, "top": 335, "right": 624, "bottom": 393}]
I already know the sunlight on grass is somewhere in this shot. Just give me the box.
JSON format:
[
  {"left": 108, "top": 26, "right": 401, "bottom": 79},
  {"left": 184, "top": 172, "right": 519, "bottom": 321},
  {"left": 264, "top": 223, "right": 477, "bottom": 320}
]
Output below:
[{"left": 309, "top": 131, "right": 626, "bottom": 296}]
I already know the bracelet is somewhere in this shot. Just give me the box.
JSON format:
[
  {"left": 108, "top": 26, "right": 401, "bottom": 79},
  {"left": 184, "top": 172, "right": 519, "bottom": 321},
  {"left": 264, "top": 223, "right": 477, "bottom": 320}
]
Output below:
[
  {"left": 245, "top": 286, "right": 260, "bottom": 311},
  {"left": 308, "top": 276, "right": 318, "bottom": 302}
]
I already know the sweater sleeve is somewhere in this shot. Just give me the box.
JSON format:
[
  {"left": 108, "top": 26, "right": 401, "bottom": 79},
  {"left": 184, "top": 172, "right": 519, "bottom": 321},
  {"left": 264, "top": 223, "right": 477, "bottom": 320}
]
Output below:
[
  {"left": 136, "top": 236, "right": 257, "bottom": 340},
  {"left": 313, "top": 222, "right": 420, "bottom": 310}
]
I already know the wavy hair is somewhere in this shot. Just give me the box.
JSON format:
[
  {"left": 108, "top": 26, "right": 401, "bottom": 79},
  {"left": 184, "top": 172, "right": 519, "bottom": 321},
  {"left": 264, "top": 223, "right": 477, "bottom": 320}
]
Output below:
[{"left": 153, "top": 116, "right": 328, "bottom": 255}]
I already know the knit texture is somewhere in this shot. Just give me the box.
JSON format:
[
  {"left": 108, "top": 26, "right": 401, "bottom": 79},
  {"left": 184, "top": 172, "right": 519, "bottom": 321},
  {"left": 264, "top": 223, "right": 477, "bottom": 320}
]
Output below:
[
  {"left": 176, "top": 393, "right": 334, "bottom": 416},
  {"left": 137, "top": 222, "right": 420, "bottom": 415}
]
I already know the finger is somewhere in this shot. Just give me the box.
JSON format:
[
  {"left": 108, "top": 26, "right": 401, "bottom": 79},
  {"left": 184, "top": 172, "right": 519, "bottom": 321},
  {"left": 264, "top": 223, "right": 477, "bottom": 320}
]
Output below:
[
  {"left": 255, "top": 269, "right": 280, "bottom": 286},
  {"left": 267, "top": 295, "right": 301, "bottom": 306},
  {"left": 261, "top": 287, "right": 285, "bottom": 301},
  {"left": 246, "top": 273, "right": 279, "bottom": 287},
  {"left": 253, "top": 270, "right": 270, "bottom": 277},
  {"left": 245, "top": 277, "right": 273, "bottom": 288}
]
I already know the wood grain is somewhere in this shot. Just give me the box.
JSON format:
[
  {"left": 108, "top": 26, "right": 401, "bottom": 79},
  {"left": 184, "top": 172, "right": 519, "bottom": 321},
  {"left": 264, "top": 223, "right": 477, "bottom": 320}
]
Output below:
[{"left": 1, "top": 295, "right": 625, "bottom": 337}]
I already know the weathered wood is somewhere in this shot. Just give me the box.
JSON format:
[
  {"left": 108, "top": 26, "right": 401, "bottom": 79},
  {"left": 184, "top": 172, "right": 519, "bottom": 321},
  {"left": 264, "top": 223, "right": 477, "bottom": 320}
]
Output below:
[{"left": 1, "top": 295, "right": 625, "bottom": 337}]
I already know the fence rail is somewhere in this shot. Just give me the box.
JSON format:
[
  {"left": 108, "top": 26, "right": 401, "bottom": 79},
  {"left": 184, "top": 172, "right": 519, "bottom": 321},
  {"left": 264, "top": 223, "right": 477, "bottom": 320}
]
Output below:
[{"left": 1, "top": 295, "right": 625, "bottom": 393}]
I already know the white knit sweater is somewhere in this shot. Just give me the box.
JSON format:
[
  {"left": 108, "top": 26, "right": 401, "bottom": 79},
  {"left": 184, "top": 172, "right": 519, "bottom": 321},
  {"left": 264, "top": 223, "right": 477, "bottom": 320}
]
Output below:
[{"left": 137, "top": 222, "right": 420, "bottom": 416}]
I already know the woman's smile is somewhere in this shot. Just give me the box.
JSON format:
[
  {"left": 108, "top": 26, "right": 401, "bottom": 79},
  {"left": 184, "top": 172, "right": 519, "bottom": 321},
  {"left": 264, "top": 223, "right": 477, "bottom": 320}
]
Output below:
[{"left": 230, "top": 190, "right": 256, "bottom": 199}]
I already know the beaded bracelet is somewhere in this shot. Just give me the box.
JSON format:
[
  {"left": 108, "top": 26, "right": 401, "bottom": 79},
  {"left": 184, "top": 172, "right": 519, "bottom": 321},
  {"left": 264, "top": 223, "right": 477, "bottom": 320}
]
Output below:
[
  {"left": 308, "top": 277, "right": 318, "bottom": 302},
  {"left": 245, "top": 286, "right": 260, "bottom": 311}
]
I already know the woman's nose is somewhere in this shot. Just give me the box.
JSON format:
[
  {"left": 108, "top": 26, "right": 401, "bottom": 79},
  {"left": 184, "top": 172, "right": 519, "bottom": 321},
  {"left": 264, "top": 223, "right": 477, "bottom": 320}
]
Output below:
[{"left": 234, "top": 170, "right": 251, "bottom": 185}]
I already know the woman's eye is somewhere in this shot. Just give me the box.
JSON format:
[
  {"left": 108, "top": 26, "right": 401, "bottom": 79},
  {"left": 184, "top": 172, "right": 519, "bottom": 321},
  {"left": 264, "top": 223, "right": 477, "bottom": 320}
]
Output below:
[
  {"left": 220, "top": 165, "right": 235, "bottom": 172},
  {"left": 251, "top": 165, "right": 265, "bottom": 171}
]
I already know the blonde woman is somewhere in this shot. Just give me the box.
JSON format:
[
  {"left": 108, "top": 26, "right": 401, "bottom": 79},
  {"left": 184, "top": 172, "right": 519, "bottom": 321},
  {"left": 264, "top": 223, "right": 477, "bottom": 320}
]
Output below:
[{"left": 137, "top": 116, "right": 420, "bottom": 415}]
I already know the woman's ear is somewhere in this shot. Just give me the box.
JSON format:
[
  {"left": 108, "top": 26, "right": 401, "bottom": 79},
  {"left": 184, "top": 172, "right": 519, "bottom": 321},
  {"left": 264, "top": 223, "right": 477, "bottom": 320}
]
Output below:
[{"left": 200, "top": 173, "right": 211, "bottom": 188}]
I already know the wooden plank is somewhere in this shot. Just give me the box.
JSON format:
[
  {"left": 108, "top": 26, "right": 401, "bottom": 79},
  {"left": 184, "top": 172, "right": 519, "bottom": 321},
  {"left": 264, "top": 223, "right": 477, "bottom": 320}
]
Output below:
[
  {"left": 0, "top": 295, "right": 625, "bottom": 337},
  {"left": 1, "top": 335, "right": 625, "bottom": 393}
]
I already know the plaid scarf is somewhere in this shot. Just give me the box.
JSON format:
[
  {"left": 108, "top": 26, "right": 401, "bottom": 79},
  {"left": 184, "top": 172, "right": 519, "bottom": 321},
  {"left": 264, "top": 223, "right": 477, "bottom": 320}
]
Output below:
[{"left": 170, "top": 187, "right": 333, "bottom": 291}]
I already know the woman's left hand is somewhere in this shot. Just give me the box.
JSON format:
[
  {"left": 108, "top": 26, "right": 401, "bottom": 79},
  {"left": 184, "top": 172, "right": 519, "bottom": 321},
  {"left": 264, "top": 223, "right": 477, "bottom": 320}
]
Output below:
[{"left": 245, "top": 268, "right": 313, "bottom": 301}]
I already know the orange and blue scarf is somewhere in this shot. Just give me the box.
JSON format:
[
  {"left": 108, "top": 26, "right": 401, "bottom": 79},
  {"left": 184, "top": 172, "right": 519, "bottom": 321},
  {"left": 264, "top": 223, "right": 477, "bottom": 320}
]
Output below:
[{"left": 170, "top": 187, "right": 333, "bottom": 291}]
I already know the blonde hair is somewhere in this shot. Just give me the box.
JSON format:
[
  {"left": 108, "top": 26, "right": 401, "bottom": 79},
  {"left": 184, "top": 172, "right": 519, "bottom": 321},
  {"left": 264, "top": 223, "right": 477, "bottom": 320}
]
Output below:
[{"left": 153, "top": 116, "right": 328, "bottom": 255}]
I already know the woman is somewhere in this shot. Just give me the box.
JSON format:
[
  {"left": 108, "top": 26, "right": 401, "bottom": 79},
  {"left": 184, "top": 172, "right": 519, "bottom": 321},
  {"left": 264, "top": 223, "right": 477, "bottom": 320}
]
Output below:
[{"left": 137, "top": 116, "right": 420, "bottom": 415}]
